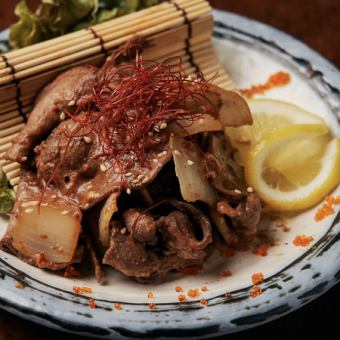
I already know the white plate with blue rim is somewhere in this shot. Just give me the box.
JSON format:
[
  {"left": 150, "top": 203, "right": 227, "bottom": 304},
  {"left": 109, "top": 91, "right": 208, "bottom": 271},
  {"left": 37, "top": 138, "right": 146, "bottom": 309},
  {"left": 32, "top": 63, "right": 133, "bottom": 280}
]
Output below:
[{"left": 0, "top": 9, "right": 339, "bottom": 339}]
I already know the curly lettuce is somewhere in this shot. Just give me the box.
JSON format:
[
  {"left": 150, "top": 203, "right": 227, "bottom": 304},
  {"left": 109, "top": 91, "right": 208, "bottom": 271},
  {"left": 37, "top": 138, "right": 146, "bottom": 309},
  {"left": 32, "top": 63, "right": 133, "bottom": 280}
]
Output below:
[{"left": 9, "top": 0, "right": 161, "bottom": 49}]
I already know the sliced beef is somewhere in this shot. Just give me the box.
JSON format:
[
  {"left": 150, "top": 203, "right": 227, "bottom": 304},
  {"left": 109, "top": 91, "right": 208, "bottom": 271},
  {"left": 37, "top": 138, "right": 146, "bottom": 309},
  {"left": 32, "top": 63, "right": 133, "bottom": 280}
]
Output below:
[
  {"left": 102, "top": 222, "right": 161, "bottom": 278},
  {"left": 103, "top": 201, "right": 212, "bottom": 281},
  {"left": 157, "top": 200, "right": 212, "bottom": 255},
  {"left": 34, "top": 113, "right": 172, "bottom": 210},
  {"left": 123, "top": 209, "right": 157, "bottom": 244},
  {"left": 204, "top": 132, "right": 262, "bottom": 237},
  {"left": 5, "top": 66, "right": 98, "bottom": 163},
  {"left": 83, "top": 233, "right": 104, "bottom": 283}
]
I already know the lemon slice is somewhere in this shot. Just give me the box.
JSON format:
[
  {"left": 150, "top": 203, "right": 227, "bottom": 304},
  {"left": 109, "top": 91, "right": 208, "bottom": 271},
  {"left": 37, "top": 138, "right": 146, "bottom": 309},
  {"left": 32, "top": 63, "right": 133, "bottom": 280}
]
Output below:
[
  {"left": 244, "top": 124, "right": 340, "bottom": 211},
  {"left": 225, "top": 99, "right": 323, "bottom": 153}
]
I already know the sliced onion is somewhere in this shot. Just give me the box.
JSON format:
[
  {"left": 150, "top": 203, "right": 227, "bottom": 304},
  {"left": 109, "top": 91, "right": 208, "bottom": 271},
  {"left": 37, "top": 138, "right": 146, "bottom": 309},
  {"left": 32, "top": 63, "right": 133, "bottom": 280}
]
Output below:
[
  {"left": 98, "top": 190, "right": 120, "bottom": 248},
  {"left": 167, "top": 114, "right": 222, "bottom": 136},
  {"left": 12, "top": 201, "right": 82, "bottom": 265},
  {"left": 207, "top": 84, "right": 253, "bottom": 127},
  {"left": 171, "top": 135, "right": 217, "bottom": 207},
  {"left": 209, "top": 208, "right": 238, "bottom": 245}
]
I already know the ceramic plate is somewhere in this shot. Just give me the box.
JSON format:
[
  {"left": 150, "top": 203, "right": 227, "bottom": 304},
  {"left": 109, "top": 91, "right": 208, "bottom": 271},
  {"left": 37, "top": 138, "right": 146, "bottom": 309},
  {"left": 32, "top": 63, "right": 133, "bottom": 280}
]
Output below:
[{"left": 0, "top": 10, "right": 339, "bottom": 339}]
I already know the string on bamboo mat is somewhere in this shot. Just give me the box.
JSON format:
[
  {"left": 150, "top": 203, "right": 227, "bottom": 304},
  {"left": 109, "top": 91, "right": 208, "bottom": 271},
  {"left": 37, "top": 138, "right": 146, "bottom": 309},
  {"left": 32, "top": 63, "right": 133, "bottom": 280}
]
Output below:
[
  {"left": 166, "top": 0, "right": 200, "bottom": 73},
  {"left": 86, "top": 27, "right": 109, "bottom": 57},
  {"left": 0, "top": 56, "right": 26, "bottom": 122}
]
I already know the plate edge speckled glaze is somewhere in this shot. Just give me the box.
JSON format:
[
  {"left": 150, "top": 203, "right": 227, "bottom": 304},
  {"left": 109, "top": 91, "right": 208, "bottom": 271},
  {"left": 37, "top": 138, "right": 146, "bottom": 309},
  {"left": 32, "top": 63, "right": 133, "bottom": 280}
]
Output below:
[{"left": 0, "top": 10, "right": 339, "bottom": 339}]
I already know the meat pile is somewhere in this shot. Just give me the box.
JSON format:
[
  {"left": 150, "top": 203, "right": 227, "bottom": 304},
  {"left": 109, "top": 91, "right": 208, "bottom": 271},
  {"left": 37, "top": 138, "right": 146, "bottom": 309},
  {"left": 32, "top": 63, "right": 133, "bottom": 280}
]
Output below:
[
  {"left": 0, "top": 45, "right": 262, "bottom": 283},
  {"left": 104, "top": 201, "right": 212, "bottom": 282}
]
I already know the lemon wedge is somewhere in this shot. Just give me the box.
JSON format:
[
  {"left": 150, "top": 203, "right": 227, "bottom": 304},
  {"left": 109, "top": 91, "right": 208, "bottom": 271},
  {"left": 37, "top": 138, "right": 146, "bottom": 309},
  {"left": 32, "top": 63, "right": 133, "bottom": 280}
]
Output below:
[
  {"left": 244, "top": 124, "right": 340, "bottom": 211},
  {"left": 225, "top": 99, "right": 323, "bottom": 154}
]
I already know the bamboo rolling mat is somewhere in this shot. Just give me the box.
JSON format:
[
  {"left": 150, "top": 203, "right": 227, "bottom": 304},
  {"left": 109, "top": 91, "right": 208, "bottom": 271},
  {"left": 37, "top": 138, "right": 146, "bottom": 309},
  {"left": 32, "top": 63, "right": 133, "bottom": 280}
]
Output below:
[{"left": 0, "top": 0, "right": 234, "bottom": 189}]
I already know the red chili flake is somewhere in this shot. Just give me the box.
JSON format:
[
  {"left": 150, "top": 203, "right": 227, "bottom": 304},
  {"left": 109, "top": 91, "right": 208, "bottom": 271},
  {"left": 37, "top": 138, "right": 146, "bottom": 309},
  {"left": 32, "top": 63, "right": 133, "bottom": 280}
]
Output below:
[
  {"left": 148, "top": 303, "right": 157, "bottom": 310},
  {"left": 187, "top": 288, "right": 200, "bottom": 299},
  {"left": 15, "top": 283, "right": 24, "bottom": 289},
  {"left": 175, "top": 286, "right": 183, "bottom": 293},
  {"left": 88, "top": 298, "right": 96, "bottom": 309},
  {"left": 64, "top": 265, "right": 80, "bottom": 278},
  {"left": 275, "top": 219, "right": 291, "bottom": 232},
  {"left": 250, "top": 285, "right": 263, "bottom": 298},
  {"left": 220, "top": 270, "right": 232, "bottom": 277},
  {"left": 200, "top": 298, "right": 208, "bottom": 306},
  {"left": 33, "top": 253, "right": 47, "bottom": 268},
  {"left": 315, "top": 195, "right": 340, "bottom": 221},
  {"left": 179, "top": 266, "right": 202, "bottom": 276},
  {"left": 178, "top": 294, "right": 186, "bottom": 302},
  {"left": 114, "top": 303, "right": 122, "bottom": 311},
  {"left": 283, "top": 226, "right": 291, "bottom": 232},
  {"left": 251, "top": 272, "right": 264, "bottom": 285},
  {"left": 223, "top": 248, "right": 236, "bottom": 257},
  {"left": 240, "top": 71, "right": 291, "bottom": 99},
  {"left": 293, "top": 235, "right": 314, "bottom": 247},
  {"left": 201, "top": 286, "right": 208, "bottom": 292},
  {"left": 252, "top": 245, "right": 269, "bottom": 256},
  {"left": 224, "top": 292, "right": 232, "bottom": 298},
  {"left": 73, "top": 286, "right": 92, "bottom": 295},
  {"left": 147, "top": 292, "right": 154, "bottom": 299}
]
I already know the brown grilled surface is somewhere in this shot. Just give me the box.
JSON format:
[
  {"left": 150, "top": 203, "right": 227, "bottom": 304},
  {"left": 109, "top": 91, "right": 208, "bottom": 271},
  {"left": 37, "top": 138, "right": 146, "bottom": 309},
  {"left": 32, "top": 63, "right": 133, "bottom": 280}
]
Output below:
[{"left": 0, "top": 1, "right": 339, "bottom": 339}]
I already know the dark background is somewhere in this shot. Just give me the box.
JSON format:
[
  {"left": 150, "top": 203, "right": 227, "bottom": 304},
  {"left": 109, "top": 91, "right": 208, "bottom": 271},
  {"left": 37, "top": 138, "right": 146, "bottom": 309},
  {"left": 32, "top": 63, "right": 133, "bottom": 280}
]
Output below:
[{"left": 0, "top": 0, "right": 339, "bottom": 339}]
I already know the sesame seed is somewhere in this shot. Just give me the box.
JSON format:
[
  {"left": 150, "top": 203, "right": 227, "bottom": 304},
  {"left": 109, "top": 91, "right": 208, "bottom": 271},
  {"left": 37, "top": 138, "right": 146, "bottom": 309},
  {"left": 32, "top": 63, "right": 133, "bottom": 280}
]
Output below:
[
  {"left": 61, "top": 210, "right": 69, "bottom": 215},
  {"left": 159, "top": 122, "right": 167, "bottom": 130},
  {"left": 59, "top": 112, "right": 66, "bottom": 120},
  {"left": 100, "top": 164, "right": 106, "bottom": 172},
  {"left": 142, "top": 177, "right": 149, "bottom": 184},
  {"left": 153, "top": 126, "right": 160, "bottom": 132},
  {"left": 247, "top": 187, "right": 254, "bottom": 193},
  {"left": 234, "top": 189, "right": 242, "bottom": 194},
  {"left": 89, "top": 191, "right": 100, "bottom": 198},
  {"left": 137, "top": 174, "right": 144, "bottom": 180},
  {"left": 187, "top": 160, "right": 194, "bottom": 166},
  {"left": 153, "top": 158, "right": 159, "bottom": 163},
  {"left": 199, "top": 118, "right": 204, "bottom": 124},
  {"left": 83, "top": 136, "right": 92, "bottom": 144},
  {"left": 126, "top": 188, "right": 131, "bottom": 195},
  {"left": 132, "top": 179, "right": 139, "bottom": 184},
  {"left": 154, "top": 138, "right": 161, "bottom": 143},
  {"left": 157, "top": 151, "right": 167, "bottom": 157},
  {"left": 120, "top": 227, "right": 127, "bottom": 235},
  {"left": 25, "top": 208, "right": 33, "bottom": 213},
  {"left": 68, "top": 100, "right": 76, "bottom": 106},
  {"left": 41, "top": 203, "right": 48, "bottom": 206},
  {"left": 125, "top": 172, "right": 133, "bottom": 177},
  {"left": 21, "top": 201, "right": 38, "bottom": 207},
  {"left": 21, "top": 156, "right": 27, "bottom": 162}
]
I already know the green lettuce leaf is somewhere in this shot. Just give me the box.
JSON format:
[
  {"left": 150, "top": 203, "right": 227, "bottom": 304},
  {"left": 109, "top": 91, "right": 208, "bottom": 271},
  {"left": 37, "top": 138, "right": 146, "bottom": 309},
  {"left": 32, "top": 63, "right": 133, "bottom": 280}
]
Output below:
[
  {"left": 9, "top": 1, "right": 47, "bottom": 49},
  {"left": 9, "top": 0, "right": 161, "bottom": 49},
  {"left": 0, "top": 171, "right": 15, "bottom": 214}
]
